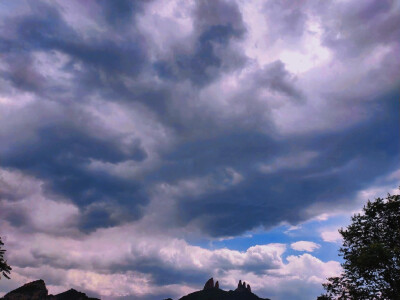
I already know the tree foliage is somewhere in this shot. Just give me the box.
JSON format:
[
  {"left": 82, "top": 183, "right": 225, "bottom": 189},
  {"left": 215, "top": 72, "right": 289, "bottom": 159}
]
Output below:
[
  {"left": 318, "top": 192, "right": 400, "bottom": 299},
  {"left": 0, "top": 237, "right": 11, "bottom": 279}
]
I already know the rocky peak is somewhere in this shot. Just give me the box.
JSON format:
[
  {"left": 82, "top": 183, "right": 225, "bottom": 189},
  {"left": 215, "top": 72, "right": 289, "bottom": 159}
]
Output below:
[
  {"left": 235, "top": 279, "right": 251, "bottom": 293},
  {"left": 202, "top": 278, "right": 220, "bottom": 290},
  {"left": 54, "top": 289, "right": 99, "bottom": 300},
  {"left": 178, "top": 278, "right": 270, "bottom": 300},
  {"left": 3, "top": 279, "right": 48, "bottom": 300},
  {"left": 203, "top": 278, "right": 214, "bottom": 290}
]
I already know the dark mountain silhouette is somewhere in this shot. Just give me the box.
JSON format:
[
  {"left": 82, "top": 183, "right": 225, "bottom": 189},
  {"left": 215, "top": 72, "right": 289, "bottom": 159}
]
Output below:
[
  {"left": 0, "top": 279, "right": 100, "bottom": 300},
  {"left": 176, "top": 278, "right": 271, "bottom": 300},
  {"left": 1, "top": 278, "right": 271, "bottom": 300}
]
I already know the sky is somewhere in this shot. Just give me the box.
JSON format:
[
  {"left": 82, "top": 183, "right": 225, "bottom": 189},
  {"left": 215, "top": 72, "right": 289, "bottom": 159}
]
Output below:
[{"left": 0, "top": 0, "right": 399, "bottom": 299}]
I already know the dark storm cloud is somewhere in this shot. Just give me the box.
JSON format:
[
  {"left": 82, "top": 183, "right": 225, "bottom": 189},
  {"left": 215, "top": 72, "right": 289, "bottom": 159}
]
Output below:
[
  {"left": 97, "top": 0, "right": 147, "bottom": 27},
  {"left": 0, "top": 0, "right": 399, "bottom": 239},
  {"left": 174, "top": 96, "right": 399, "bottom": 236},
  {"left": 154, "top": 0, "right": 247, "bottom": 86},
  {"left": 158, "top": 132, "right": 281, "bottom": 181},
  {"left": 2, "top": 210, "right": 26, "bottom": 229},
  {"left": 1, "top": 1, "right": 147, "bottom": 96},
  {"left": 320, "top": 0, "right": 400, "bottom": 57},
  {"left": 130, "top": 262, "right": 209, "bottom": 286},
  {"left": 2, "top": 55, "right": 45, "bottom": 94},
  {"left": 255, "top": 61, "right": 303, "bottom": 99},
  {"left": 0, "top": 1, "right": 151, "bottom": 231},
  {"left": 1, "top": 120, "right": 147, "bottom": 231},
  {"left": 154, "top": 24, "right": 245, "bottom": 86}
]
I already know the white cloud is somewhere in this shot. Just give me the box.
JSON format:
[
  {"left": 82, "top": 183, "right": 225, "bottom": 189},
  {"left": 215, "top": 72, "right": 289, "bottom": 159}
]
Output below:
[
  {"left": 218, "top": 253, "right": 341, "bottom": 300},
  {"left": 291, "top": 241, "right": 321, "bottom": 252},
  {"left": 1, "top": 206, "right": 339, "bottom": 300},
  {"left": 320, "top": 230, "right": 342, "bottom": 244},
  {"left": 1, "top": 232, "right": 340, "bottom": 300}
]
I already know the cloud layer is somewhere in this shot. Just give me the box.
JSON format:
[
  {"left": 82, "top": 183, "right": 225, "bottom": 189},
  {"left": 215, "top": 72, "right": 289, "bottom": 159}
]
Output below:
[{"left": 0, "top": 0, "right": 399, "bottom": 299}]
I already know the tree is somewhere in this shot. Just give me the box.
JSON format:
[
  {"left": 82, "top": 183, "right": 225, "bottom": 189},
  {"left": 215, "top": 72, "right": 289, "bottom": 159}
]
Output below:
[
  {"left": 318, "top": 192, "right": 400, "bottom": 299},
  {"left": 0, "top": 237, "right": 11, "bottom": 279}
]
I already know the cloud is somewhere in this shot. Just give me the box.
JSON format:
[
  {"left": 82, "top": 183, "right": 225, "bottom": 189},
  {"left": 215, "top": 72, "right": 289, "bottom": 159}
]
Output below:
[
  {"left": 0, "top": 0, "right": 398, "bottom": 240},
  {"left": 1, "top": 0, "right": 398, "bottom": 237},
  {"left": 0, "top": 216, "right": 339, "bottom": 300},
  {"left": 211, "top": 253, "right": 341, "bottom": 300},
  {"left": 319, "top": 0, "right": 400, "bottom": 58},
  {"left": 259, "top": 151, "right": 318, "bottom": 174},
  {"left": 263, "top": 1, "right": 308, "bottom": 44},
  {"left": 320, "top": 231, "right": 342, "bottom": 244},
  {"left": 0, "top": 166, "right": 338, "bottom": 299},
  {"left": 0, "top": 168, "right": 80, "bottom": 235},
  {"left": 151, "top": 0, "right": 247, "bottom": 87},
  {"left": 291, "top": 241, "right": 321, "bottom": 252}
]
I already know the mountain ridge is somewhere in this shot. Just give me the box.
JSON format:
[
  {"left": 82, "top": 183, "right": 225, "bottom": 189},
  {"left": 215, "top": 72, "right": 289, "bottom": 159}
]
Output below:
[
  {"left": 0, "top": 278, "right": 271, "bottom": 300},
  {"left": 175, "top": 278, "right": 271, "bottom": 300},
  {"left": 0, "top": 279, "right": 99, "bottom": 300}
]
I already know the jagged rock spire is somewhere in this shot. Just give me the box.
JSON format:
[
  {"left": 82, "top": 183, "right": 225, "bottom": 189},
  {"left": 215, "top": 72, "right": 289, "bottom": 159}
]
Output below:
[
  {"left": 235, "top": 280, "right": 252, "bottom": 293},
  {"left": 203, "top": 278, "right": 214, "bottom": 290},
  {"left": 215, "top": 281, "right": 219, "bottom": 289}
]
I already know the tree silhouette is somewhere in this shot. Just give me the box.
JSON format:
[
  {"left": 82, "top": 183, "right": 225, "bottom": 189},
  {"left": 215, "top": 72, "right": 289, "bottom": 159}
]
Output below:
[
  {"left": 0, "top": 237, "right": 11, "bottom": 279},
  {"left": 318, "top": 192, "right": 400, "bottom": 299}
]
